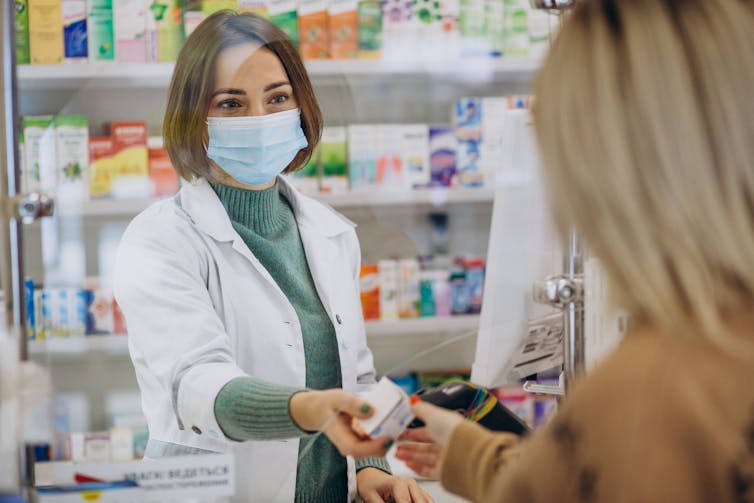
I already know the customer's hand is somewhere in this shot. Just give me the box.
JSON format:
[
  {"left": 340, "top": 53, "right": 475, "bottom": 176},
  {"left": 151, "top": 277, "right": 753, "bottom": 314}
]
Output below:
[
  {"left": 289, "top": 389, "right": 391, "bottom": 458},
  {"left": 395, "top": 402, "right": 464, "bottom": 479},
  {"left": 357, "top": 468, "right": 434, "bottom": 503}
]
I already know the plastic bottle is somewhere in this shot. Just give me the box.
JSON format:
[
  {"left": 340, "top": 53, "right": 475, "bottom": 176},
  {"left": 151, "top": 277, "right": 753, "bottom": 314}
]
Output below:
[
  {"left": 432, "top": 270, "right": 452, "bottom": 317},
  {"left": 465, "top": 257, "right": 485, "bottom": 314},
  {"left": 419, "top": 271, "right": 436, "bottom": 317},
  {"left": 450, "top": 270, "right": 470, "bottom": 315}
]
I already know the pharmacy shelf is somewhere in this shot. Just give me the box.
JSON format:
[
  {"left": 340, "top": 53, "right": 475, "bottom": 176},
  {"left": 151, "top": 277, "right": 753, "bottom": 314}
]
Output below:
[
  {"left": 49, "top": 188, "right": 494, "bottom": 218},
  {"left": 17, "top": 58, "right": 541, "bottom": 90},
  {"left": 365, "top": 314, "right": 480, "bottom": 338},
  {"left": 28, "top": 315, "right": 480, "bottom": 360}
]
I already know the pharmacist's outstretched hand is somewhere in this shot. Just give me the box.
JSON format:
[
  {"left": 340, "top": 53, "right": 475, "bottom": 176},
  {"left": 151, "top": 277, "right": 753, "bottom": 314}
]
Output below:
[
  {"left": 395, "top": 402, "right": 464, "bottom": 479},
  {"left": 289, "top": 389, "right": 392, "bottom": 459}
]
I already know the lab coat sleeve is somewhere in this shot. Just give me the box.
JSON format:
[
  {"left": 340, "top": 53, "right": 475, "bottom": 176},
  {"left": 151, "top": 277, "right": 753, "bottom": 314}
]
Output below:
[
  {"left": 347, "top": 230, "right": 378, "bottom": 391},
  {"left": 114, "top": 215, "right": 247, "bottom": 440}
]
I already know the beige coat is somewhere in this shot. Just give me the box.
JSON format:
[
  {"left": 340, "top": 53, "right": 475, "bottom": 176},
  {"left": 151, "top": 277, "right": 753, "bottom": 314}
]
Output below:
[{"left": 442, "top": 331, "right": 754, "bottom": 502}]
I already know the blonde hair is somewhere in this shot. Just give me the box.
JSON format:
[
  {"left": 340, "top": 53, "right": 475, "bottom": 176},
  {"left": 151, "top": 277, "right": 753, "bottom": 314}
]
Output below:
[{"left": 533, "top": 0, "right": 754, "bottom": 346}]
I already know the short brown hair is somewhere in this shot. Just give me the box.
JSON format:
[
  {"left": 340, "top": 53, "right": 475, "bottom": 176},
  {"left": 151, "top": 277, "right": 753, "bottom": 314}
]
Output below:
[{"left": 164, "top": 11, "right": 322, "bottom": 182}]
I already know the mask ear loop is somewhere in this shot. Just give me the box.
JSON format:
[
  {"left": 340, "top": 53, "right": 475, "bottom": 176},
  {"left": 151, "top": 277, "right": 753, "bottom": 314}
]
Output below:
[{"left": 271, "top": 329, "right": 478, "bottom": 501}]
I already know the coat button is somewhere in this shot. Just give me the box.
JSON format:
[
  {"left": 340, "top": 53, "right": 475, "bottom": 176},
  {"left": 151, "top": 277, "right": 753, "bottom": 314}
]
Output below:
[
  {"left": 192, "top": 426, "right": 202, "bottom": 435},
  {"left": 336, "top": 314, "right": 342, "bottom": 325}
]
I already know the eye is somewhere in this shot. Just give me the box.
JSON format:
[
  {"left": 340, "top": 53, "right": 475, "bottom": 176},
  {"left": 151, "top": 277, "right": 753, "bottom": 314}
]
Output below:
[
  {"left": 217, "top": 99, "right": 242, "bottom": 109},
  {"left": 269, "top": 94, "right": 289, "bottom": 105}
]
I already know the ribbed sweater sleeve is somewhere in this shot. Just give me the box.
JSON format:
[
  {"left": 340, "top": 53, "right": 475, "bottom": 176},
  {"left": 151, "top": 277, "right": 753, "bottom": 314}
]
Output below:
[
  {"left": 355, "top": 457, "right": 393, "bottom": 475},
  {"left": 214, "top": 376, "right": 309, "bottom": 441}
]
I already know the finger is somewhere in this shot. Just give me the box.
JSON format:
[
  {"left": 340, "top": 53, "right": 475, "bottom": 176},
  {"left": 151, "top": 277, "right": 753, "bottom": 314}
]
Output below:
[
  {"left": 404, "top": 461, "right": 438, "bottom": 480},
  {"left": 411, "top": 401, "right": 442, "bottom": 420},
  {"left": 351, "top": 416, "right": 369, "bottom": 439},
  {"left": 407, "top": 479, "right": 435, "bottom": 503},
  {"left": 394, "top": 447, "right": 440, "bottom": 467},
  {"left": 328, "top": 421, "right": 390, "bottom": 458},
  {"left": 391, "top": 479, "right": 412, "bottom": 503},
  {"left": 395, "top": 442, "right": 443, "bottom": 459},
  {"left": 362, "top": 490, "right": 387, "bottom": 503},
  {"left": 333, "top": 390, "right": 375, "bottom": 419},
  {"left": 399, "top": 428, "right": 433, "bottom": 443}
]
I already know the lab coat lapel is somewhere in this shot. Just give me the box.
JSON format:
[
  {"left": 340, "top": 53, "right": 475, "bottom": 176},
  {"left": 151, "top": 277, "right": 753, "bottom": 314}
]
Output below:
[{"left": 178, "top": 178, "right": 291, "bottom": 306}]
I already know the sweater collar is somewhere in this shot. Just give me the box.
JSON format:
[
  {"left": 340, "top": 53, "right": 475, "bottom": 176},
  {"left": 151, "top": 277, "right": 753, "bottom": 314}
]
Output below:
[{"left": 210, "top": 181, "right": 289, "bottom": 237}]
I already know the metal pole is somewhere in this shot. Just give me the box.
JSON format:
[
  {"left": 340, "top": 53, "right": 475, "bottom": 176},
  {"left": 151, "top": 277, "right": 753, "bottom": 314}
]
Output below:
[
  {"left": 562, "top": 229, "right": 584, "bottom": 392},
  {"left": 1, "top": 0, "right": 27, "bottom": 360}
]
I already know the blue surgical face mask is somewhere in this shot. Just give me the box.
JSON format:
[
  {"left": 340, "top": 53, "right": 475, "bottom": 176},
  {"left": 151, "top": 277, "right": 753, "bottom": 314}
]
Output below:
[{"left": 206, "top": 108, "right": 308, "bottom": 186}]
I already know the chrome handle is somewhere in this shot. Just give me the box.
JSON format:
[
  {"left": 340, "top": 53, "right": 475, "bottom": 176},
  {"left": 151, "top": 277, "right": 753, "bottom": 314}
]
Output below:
[
  {"left": 533, "top": 275, "right": 584, "bottom": 307},
  {"left": 12, "top": 192, "right": 55, "bottom": 224}
]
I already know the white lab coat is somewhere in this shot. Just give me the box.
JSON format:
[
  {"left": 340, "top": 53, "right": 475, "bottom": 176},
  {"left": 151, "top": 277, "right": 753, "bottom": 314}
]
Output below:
[{"left": 114, "top": 176, "right": 378, "bottom": 502}]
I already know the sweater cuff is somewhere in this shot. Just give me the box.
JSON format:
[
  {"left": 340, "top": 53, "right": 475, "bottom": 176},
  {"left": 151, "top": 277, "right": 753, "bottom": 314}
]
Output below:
[
  {"left": 214, "top": 376, "right": 308, "bottom": 441},
  {"left": 355, "top": 457, "right": 392, "bottom": 475}
]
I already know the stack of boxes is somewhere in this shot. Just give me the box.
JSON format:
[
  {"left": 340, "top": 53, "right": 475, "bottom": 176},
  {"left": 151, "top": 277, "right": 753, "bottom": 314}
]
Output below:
[{"left": 15, "top": 0, "right": 553, "bottom": 65}]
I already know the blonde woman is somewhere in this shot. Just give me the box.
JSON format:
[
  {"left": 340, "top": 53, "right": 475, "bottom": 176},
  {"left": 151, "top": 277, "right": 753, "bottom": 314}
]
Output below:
[{"left": 396, "top": 0, "right": 754, "bottom": 501}]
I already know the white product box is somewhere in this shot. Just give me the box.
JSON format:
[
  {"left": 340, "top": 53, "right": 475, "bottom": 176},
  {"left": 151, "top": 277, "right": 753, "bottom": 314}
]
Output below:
[
  {"left": 358, "top": 377, "right": 415, "bottom": 439},
  {"left": 109, "top": 428, "right": 134, "bottom": 462},
  {"left": 377, "top": 260, "right": 399, "bottom": 321},
  {"left": 398, "top": 258, "right": 421, "bottom": 318},
  {"left": 479, "top": 97, "right": 509, "bottom": 186},
  {"left": 54, "top": 115, "right": 89, "bottom": 203},
  {"left": 375, "top": 125, "right": 405, "bottom": 189},
  {"left": 348, "top": 124, "right": 378, "bottom": 191},
  {"left": 398, "top": 124, "right": 430, "bottom": 188},
  {"left": 36, "top": 481, "right": 144, "bottom": 502},
  {"left": 23, "top": 115, "right": 56, "bottom": 193}
]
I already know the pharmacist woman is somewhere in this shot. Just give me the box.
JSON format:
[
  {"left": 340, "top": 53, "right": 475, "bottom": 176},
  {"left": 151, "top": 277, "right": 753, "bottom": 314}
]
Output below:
[{"left": 114, "top": 11, "right": 431, "bottom": 503}]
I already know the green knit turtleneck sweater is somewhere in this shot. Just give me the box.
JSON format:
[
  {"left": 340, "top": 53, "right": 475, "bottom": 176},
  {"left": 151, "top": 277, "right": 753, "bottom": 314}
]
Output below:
[{"left": 211, "top": 182, "right": 390, "bottom": 502}]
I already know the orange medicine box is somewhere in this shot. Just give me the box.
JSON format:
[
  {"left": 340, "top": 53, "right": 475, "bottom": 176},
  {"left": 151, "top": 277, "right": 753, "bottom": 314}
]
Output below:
[
  {"left": 298, "top": 0, "right": 330, "bottom": 59},
  {"left": 108, "top": 121, "right": 148, "bottom": 179},
  {"left": 329, "top": 0, "right": 358, "bottom": 59},
  {"left": 147, "top": 137, "right": 179, "bottom": 197},
  {"left": 359, "top": 264, "right": 380, "bottom": 321}
]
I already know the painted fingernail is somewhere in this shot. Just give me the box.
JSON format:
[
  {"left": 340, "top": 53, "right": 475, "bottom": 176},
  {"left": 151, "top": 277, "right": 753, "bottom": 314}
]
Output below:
[
  {"left": 410, "top": 395, "right": 421, "bottom": 405},
  {"left": 360, "top": 404, "right": 372, "bottom": 414},
  {"left": 383, "top": 440, "right": 394, "bottom": 450}
]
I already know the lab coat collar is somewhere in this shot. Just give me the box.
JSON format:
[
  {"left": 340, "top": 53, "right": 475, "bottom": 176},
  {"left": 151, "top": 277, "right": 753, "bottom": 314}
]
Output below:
[{"left": 178, "top": 176, "right": 355, "bottom": 243}]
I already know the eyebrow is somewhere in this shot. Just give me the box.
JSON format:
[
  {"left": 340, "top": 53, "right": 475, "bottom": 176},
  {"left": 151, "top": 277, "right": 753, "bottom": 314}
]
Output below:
[{"left": 210, "top": 81, "right": 291, "bottom": 98}]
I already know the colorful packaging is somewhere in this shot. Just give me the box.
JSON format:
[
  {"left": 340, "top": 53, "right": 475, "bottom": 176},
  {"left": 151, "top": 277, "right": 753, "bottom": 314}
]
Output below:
[
  {"left": 54, "top": 115, "right": 89, "bottom": 202},
  {"left": 156, "top": 0, "right": 184, "bottom": 61},
  {"left": 88, "top": 136, "right": 114, "bottom": 198},
  {"left": 268, "top": 0, "right": 299, "bottom": 46},
  {"left": 482, "top": 0, "right": 504, "bottom": 56},
  {"left": 398, "top": 258, "right": 421, "bottom": 318},
  {"left": 493, "top": 386, "right": 535, "bottom": 427},
  {"left": 398, "top": 124, "right": 430, "bottom": 188},
  {"left": 419, "top": 271, "right": 435, "bottom": 317},
  {"left": 147, "top": 136, "right": 179, "bottom": 196},
  {"left": 289, "top": 144, "right": 320, "bottom": 195},
  {"left": 29, "top": 0, "right": 64, "bottom": 64},
  {"left": 85, "top": 289, "right": 114, "bottom": 334},
  {"left": 455, "top": 98, "right": 484, "bottom": 187},
  {"left": 380, "top": 0, "right": 414, "bottom": 57},
  {"left": 35, "top": 289, "right": 47, "bottom": 339},
  {"left": 25, "top": 279, "right": 36, "bottom": 340},
  {"left": 428, "top": 125, "right": 456, "bottom": 187},
  {"left": 201, "top": 0, "right": 236, "bottom": 16},
  {"left": 479, "top": 96, "right": 507, "bottom": 185},
  {"left": 114, "top": 0, "right": 146, "bottom": 62},
  {"left": 329, "top": 0, "right": 358, "bottom": 59},
  {"left": 458, "top": 0, "right": 485, "bottom": 56},
  {"left": 502, "top": 0, "right": 528, "bottom": 57},
  {"left": 359, "top": 264, "right": 380, "bottom": 321},
  {"left": 432, "top": 270, "right": 451, "bottom": 316},
  {"left": 109, "top": 121, "right": 148, "bottom": 180},
  {"left": 377, "top": 259, "right": 399, "bottom": 321},
  {"left": 450, "top": 270, "right": 469, "bottom": 314},
  {"left": 298, "top": 0, "right": 330, "bottom": 59},
  {"left": 23, "top": 115, "right": 56, "bottom": 192},
  {"left": 412, "top": 0, "right": 442, "bottom": 59},
  {"left": 63, "top": 0, "right": 88, "bottom": 61},
  {"left": 464, "top": 257, "right": 485, "bottom": 313},
  {"left": 356, "top": 0, "right": 381, "bottom": 58},
  {"left": 320, "top": 126, "right": 348, "bottom": 194},
  {"left": 375, "top": 125, "right": 404, "bottom": 188},
  {"left": 347, "top": 124, "right": 377, "bottom": 190},
  {"left": 144, "top": 0, "right": 157, "bottom": 61},
  {"left": 70, "top": 289, "right": 88, "bottom": 337},
  {"left": 87, "top": 0, "right": 115, "bottom": 61},
  {"left": 238, "top": 0, "right": 269, "bottom": 17},
  {"left": 15, "top": 0, "right": 31, "bottom": 64},
  {"left": 183, "top": 10, "right": 205, "bottom": 39}
]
